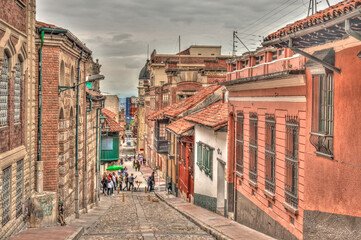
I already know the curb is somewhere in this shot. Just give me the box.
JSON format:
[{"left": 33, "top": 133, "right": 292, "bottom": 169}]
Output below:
[
  {"left": 66, "top": 227, "right": 84, "bottom": 240},
  {"left": 155, "top": 193, "right": 233, "bottom": 240}
]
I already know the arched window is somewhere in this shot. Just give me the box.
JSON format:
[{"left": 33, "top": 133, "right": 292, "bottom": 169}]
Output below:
[
  {"left": 14, "top": 58, "right": 22, "bottom": 123},
  {"left": 0, "top": 53, "right": 9, "bottom": 126},
  {"left": 60, "top": 61, "right": 65, "bottom": 86}
]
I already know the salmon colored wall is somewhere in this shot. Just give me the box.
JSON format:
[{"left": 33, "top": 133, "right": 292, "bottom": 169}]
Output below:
[
  {"left": 230, "top": 85, "right": 306, "bottom": 240},
  {"left": 304, "top": 44, "right": 361, "bottom": 217}
]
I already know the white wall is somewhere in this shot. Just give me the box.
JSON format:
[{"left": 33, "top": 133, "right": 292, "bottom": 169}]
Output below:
[{"left": 194, "top": 125, "right": 227, "bottom": 201}]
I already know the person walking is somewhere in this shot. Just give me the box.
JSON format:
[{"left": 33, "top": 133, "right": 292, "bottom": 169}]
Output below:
[
  {"left": 118, "top": 175, "right": 123, "bottom": 191},
  {"left": 112, "top": 172, "right": 117, "bottom": 191},
  {"left": 129, "top": 173, "right": 137, "bottom": 191},
  {"left": 123, "top": 173, "right": 129, "bottom": 191},
  {"left": 102, "top": 177, "right": 107, "bottom": 195},
  {"left": 134, "top": 161, "right": 138, "bottom": 172},
  {"left": 151, "top": 171, "right": 155, "bottom": 191},
  {"left": 137, "top": 160, "right": 141, "bottom": 171},
  {"left": 107, "top": 177, "right": 113, "bottom": 196},
  {"left": 147, "top": 176, "right": 153, "bottom": 192}
]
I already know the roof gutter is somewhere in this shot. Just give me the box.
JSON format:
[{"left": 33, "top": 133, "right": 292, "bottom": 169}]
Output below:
[{"left": 263, "top": 9, "right": 361, "bottom": 47}]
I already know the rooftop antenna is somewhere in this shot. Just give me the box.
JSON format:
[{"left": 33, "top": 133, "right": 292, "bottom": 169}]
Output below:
[{"left": 308, "top": 0, "right": 330, "bottom": 17}]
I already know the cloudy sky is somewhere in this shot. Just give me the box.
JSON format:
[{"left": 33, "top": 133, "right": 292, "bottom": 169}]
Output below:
[{"left": 37, "top": 0, "right": 339, "bottom": 98}]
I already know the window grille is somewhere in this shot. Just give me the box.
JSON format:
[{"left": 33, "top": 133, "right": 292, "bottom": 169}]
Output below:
[
  {"left": 14, "top": 59, "right": 22, "bottom": 123},
  {"left": 16, "top": 159, "right": 24, "bottom": 218},
  {"left": 249, "top": 113, "right": 258, "bottom": 183},
  {"left": 236, "top": 112, "right": 244, "bottom": 174},
  {"left": 197, "top": 142, "right": 213, "bottom": 179},
  {"left": 0, "top": 54, "right": 9, "bottom": 126},
  {"left": 310, "top": 73, "right": 334, "bottom": 157},
  {"left": 285, "top": 117, "right": 299, "bottom": 208},
  {"left": 2, "top": 166, "right": 11, "bottom": 226},
  {"left": 265, "top": 115, "right": 276, "bottom": 193}
]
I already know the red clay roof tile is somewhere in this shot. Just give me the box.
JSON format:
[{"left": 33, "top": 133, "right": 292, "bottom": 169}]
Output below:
[
  {"left": 148, "top": 85, "right": 222, "bottom": 120},
  {"left": 167, "top": 118, "right": 194, "bottom": 135},
  {"left": 102, "top": 109, "right": 123, "bottom": 133},
  {"left": 264, "top": 0, "right": 361, "bottom": 42},
  {"left": 184, "top": 101, "right": 228, "bottom": 131}
]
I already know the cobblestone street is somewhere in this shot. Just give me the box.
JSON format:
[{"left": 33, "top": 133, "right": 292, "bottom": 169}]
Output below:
[{"left": 80, "top": 192, "right": 214, "bottom": 240}]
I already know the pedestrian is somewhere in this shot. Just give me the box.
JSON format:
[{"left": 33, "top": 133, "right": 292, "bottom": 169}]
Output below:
[
  {"left": 133, "top": 159, "right": 135, "bottom": 169},
  {"left": 167, "top": 182, "right": 172, "bottom": 194},
  {"left": 112, "top": 172, "right": 117, "bottom": 191},
  {"left": 107, "top": 177, "right": 113, "bottom": 196},
  {"left": 137, "top": 160, "right": 141, "bottom": 171},
  {"left": 134, "top": 161, "right": 138, "bottom": 171},
  {"left": 118, "top": 175, "right": 123, "bottom": 191},
  {"left": 123, "top": 173, "right": 129, "bottom": 191},
  {"left": 147, "top": 176, "right": 153, "bottom": 192},
  {"left": 151, "top": 171, "right": 155, "bottom": 191},
  {"left": 129, "top": 173, "right": 137, "bottom": 191},
  {"left": 58, "top": 201, "right": 66, "bottom": 226},
  {"left": 143, "top": 158, "right": 146, "bottom": 166},
  {"left": 102, "top": 177, "right": 107, "bottom": 195}
]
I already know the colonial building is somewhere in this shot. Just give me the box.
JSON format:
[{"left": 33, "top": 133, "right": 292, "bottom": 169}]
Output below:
[
  {"left": 262, "top": 0, "right": 361, "bottom": 239},
  {"left": 184, "top": 101, "right": 228, "bottom": 214},
  {"left": 0, "top": 0, "right": 36, "bottom": 238},
  {"left": 143, "top": 45, "right": 230, "bottom": 172},
  {"left": 222, "top": 44, "right": 307, "bottom": 238},
  {"left": 35, "top": 21, "right": 103, "bottom": 219},
  {"left": 149, "top": 85, "right": 224, "bottom": 196}
]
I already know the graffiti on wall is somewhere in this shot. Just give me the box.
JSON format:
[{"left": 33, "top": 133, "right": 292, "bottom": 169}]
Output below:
[{"left": 38, "top": 195, "right": 55, "bottom": 216}]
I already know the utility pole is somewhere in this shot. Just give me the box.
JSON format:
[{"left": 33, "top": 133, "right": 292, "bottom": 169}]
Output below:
[
  {"left": 232, "top": 31, "right": 237, "bottom": 56},
  {"left": 308, "top": 0, "right": 330, "bottom": 17}
]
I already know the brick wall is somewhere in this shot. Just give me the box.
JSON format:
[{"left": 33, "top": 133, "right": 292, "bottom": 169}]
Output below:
[{"left": 0, "top": 0, "right": 27, "bottom": 33}]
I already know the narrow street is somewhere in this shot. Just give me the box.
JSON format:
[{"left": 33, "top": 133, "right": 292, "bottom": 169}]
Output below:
[{"left": 80, "top": 160, "right": 214, "bottom": 240}]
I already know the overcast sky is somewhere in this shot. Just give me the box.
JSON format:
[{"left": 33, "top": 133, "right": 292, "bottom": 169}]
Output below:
[{"left": 37, "top": 0, "right": 339, "bottom": 98}]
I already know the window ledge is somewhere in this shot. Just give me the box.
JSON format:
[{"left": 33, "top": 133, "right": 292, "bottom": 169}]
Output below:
[
  {"left": 248, "top": 179, "right": 258, "bottom": 189},
  {"left": 236, "top": 171, "right": 244, "bottom": 179},
  {"left": 282, "top": 202, "right": 298, "bottom": 215},
  {"left": 315, "top": 151, "right": 333, "bottom": 160},
  {"left": 263, "top": 189, "right": 275, "bottom": 200}
]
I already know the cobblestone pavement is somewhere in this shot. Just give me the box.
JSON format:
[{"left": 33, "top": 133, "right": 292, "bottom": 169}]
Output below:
[{"left": 80, "top": 192, "right": 214, "bottom": 240}]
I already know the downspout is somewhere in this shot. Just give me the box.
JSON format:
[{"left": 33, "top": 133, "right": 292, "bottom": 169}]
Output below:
[
  {"left": 95, "top": 108, "right": 100, "bottom": 203},
  {"left": 75, "top": 49, "right": 83, "bottom": 219},
  {"left": 36, "top": 30, "right": 45, "bottom": 193},
  {"left": 98, "top": 100, "right": 105, "bottom": 199},
  {"left": 84, "top": 95, "right": 92, "bottom": 212}
]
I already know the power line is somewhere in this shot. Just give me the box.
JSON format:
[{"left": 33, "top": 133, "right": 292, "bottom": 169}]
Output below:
[{"left": 240, "top": 0, "right": 299, "bottom": 33}]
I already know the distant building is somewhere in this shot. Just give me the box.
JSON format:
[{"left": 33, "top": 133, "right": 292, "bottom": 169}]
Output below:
[{"left": 104, "top": 95, "right": 120, "bottom": 123}]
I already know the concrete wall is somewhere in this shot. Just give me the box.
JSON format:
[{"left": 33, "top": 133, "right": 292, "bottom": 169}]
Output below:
[
  {"left": 194, "top": 125, "right": 227, "bottom": 212},
  {"left": 303, "top": 38, "right": 361, "bottom": 238},
  {"left": 104, "top": 95, "right": 119, "bottom": 122}
]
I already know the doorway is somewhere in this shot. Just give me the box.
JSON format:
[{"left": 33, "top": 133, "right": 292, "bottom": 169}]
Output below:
[{"left": 217, "top": 158, "right": 226, "bottom": 216}]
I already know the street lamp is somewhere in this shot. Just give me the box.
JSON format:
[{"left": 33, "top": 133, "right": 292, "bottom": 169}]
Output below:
[{"left": 58, "top": 73, "right": 104, "bottom": 218}]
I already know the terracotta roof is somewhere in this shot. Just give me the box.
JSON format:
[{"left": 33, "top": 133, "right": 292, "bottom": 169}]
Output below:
[
  {"left": 36, "top": 21, "right": 65, "bottom": 29},
  {"left": 102, "top": 109, "right": 123, "bottom": 133},
  {"left": 148, "top": 85, "right": 222, "bottom": 120},
  {"left": 86, "top": 89, "right": 104, "bottom": 98},
  {"left": 167, "top": 118, "right": 194, "bottom": 135},
  {"left": 184, "top": 101, "right": 228, "bottom": 131},
  {"left": 264, "top": 0, "right": 361, "bottom": 42}
]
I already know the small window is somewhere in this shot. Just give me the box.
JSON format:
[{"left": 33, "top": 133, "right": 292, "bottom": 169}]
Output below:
[
  {"left": 272, "top": 51, "right": 277, "bottom": 60},
  {"left": 2, "top": 166, "right": 11, "bottom": 226},
  {"left": 236, "top": 112, "right": 244, "bottom": 174},
  {"left": 265, "top": 116, "right": 276, "bottom": 193},
  {"left": 260, "top": 55, "right": 264, "bottom": 62},
  {"left": 0, "top": 53, "right": 9, "bottom": 126},
  {"left": 278, "top": 49, "right": 284, "bottom": 56},
  {"left": 245, "top": 60, "right": 249, "bottom": 66},
  {"left": 285, "top": 117, "right": 299, "bottom": 209},
  {"left": 232, "top": 64, "right": 236, "bottom": 71},
  {"left": 242, "top": 62, "right": 245, "bottom": 68},
  {"left": 160, "top": 81, "right": 165, "bottom": 86},
  {"left": 16, "top": 159, "right": 24, "bottom": 218},
  {"left": 255, "top": 57, "right": 260, "bottom": 65},
  {"left": 197, "top": 142, "right": 213, "bottom": 179},
  {"left": 14, "top": 58, "right": 22, "bottom": 123},
  {"left": 101, "top": 136, "right": 114, "bottom": 151},
  {"left": 249, "top": 113, "right": 258, "bottom": 183}
]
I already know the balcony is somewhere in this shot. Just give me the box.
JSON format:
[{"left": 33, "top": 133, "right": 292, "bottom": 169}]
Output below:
[
  {"left": 154, "top": 138, "right": 169, "bottom": 154},
  {"left": 309, "top": 132, "right": 333, "bottom": 159}
]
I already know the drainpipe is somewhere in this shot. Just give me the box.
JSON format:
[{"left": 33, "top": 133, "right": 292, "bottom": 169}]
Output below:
[
  {"left": 37, "top": 27, "right": 67, "bottom": 193},
  {"left": 84, "top": 95, "right": 92, "bottom": 212},
  {"left": 99, "top": 100, "right": 105, "bottom": 198},
  {"left": 95, "top": 108, "right": 100, "bottom": 204},
  {"left": 75, "top": 49, "right": 83, "bottom": 219}
]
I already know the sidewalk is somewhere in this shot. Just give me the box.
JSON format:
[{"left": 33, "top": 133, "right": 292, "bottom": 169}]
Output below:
[
  {"left": 9, "top": 195, "right": 113, "bottom": 240},
  {"left": 156, "top": 192, "right": 275, "bottom": 240}
]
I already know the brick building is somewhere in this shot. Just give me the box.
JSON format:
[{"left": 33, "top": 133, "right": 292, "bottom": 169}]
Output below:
[
  {"left": 35, "top": 21, "right": 103, "bottom": 218},
  {"left": 0, "top": 0, "right": 37, "bottom": 238}
]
